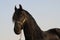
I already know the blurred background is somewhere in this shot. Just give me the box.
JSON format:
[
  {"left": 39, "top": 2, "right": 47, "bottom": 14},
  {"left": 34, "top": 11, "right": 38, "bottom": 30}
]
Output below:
[{"left": 0, "top": 0, "right": 60, "bottom": 40}]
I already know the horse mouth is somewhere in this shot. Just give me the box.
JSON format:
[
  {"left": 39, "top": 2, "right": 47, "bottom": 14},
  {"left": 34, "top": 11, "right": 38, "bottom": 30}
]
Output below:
[{"left": 14, "top": 27, "right": 21, "bottom": 35}]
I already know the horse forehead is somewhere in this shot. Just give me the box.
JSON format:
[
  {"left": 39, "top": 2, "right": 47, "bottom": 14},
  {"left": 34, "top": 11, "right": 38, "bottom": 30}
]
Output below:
[
  {"left": 21, "top": 11, "right": 26, "bottom": 14},
  {"left": 18, "top": 10, "right": 28, "bottom": 17}
]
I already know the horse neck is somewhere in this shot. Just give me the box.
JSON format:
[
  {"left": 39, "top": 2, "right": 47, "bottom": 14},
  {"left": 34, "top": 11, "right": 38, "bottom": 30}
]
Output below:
[{"left": 23, "top": 15, "right": 43, "bottom": 40}]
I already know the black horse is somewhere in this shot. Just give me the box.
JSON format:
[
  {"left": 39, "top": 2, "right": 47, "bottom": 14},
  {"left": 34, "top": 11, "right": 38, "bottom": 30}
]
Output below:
[{"left": 12, "top": 4, "right": 60, "bottom": 40}]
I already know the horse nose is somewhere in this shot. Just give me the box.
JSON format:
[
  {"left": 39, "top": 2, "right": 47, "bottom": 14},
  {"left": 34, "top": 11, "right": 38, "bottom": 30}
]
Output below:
[{"left": 14, "top": 26, "right": 21, "bottom": 35}]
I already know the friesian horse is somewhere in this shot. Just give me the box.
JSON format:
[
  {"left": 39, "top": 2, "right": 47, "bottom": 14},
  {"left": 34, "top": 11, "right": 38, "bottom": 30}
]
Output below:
[{"left": 12, "top": 4, "right": 60, "bottom": 40}]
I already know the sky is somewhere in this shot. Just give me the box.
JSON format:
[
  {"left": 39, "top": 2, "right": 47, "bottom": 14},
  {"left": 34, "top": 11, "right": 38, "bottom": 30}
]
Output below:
[{"left": 0, "top": 0, "right": 60, "bottom": 40}]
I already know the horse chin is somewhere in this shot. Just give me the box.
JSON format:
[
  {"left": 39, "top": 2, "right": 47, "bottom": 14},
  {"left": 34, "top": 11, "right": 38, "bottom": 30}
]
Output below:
[{"left": 14, "top": 31, "right": 21, "bottom": 35}]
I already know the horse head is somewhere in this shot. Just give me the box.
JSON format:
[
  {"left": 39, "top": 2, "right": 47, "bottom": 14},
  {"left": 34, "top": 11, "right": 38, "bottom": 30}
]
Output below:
[{"left": 12, "top": 4, "right": 28, "bottom": 35}]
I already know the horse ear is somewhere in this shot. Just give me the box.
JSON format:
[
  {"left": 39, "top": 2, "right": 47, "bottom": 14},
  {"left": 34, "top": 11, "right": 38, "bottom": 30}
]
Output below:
[
  {"left": 15, "top": 6, "right": 17, "bottom": 11},
  {"left": 19, "top": 4, "right": 23, "bottom": 10}
]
